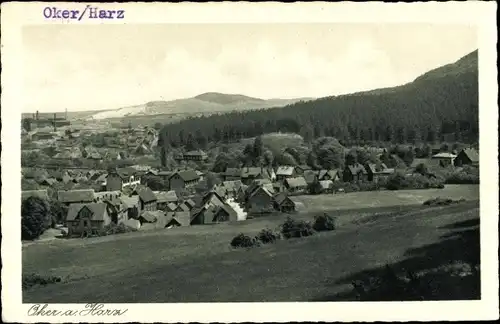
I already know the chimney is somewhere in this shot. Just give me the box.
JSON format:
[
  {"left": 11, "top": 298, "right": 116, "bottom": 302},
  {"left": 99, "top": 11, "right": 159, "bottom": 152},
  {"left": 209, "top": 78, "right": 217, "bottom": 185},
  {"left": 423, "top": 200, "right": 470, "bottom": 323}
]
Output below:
[
  {"left": 65, "top": 108, "right": 68, "bottom": 120},
  {"left": 36, "top": 111, "right": 39, "bottom": 120},
  {"left": 53, "top": 113, "right": 57, "bottom": 132}
]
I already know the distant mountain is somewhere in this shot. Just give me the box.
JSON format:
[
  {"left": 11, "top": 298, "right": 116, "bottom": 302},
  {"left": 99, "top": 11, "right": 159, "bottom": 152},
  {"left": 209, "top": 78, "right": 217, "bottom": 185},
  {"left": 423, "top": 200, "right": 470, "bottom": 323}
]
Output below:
[{"left": 88, "top": 93, "right": 313, "bottom": 120}]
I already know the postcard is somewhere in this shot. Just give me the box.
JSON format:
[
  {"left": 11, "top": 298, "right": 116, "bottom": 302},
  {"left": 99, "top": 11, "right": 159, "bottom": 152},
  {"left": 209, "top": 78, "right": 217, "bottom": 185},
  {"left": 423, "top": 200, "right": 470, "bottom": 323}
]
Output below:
[{"left": 1, "top": 1, "right": 498, "bottom": 322}]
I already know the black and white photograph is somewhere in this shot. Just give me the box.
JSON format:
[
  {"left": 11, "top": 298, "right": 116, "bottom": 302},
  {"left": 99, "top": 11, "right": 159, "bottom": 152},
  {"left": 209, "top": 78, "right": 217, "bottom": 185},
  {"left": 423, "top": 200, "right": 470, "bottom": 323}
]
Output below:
[{"left": 1, "top": 2, "right": 498, "bottom": 322}]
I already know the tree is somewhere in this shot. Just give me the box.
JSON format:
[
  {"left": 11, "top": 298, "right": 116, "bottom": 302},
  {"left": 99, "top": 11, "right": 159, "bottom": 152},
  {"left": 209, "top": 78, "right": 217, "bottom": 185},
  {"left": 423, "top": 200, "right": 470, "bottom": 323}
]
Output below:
[
  {"left": 306, "top": 151, "right": 318, "bottom": 169},
  {"left": 154, "top": 122, "right": 163, "bottom": 130},
  {"left": 212, "top": 153, "right": 231, "bottom": 173},
  {"left": 22, "top": 118, "right": 32, "bottom": 132},
  {"left": 275, "top": 152, "right": 297, "bottom": 166},
  {"left": 49, "top": 200, "right": 68, "bottom": 227},
  {"left": 263, "top": 150, "right": 274, "bottom": 166},
  {"left": 415, "top": 163, "right": 429, "bottom": 176},
  {"left": 185, "top": 133, "right": 198, "bottom": 151},
  {"left": 22, "top": 197, "right": 50, "bottom": 240},
  {"left": 253, "top": 136, "right": 264, "bottom": 158},
  {"left": 308, "top": 177, "right": 323, "bottom": 195}
]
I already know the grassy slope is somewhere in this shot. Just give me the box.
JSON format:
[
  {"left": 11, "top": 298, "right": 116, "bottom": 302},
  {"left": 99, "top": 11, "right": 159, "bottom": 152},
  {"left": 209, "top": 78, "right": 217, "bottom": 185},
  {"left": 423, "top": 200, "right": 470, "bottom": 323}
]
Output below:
[{"left": 23, "top": 186, "right": 479, "bottom": 302}]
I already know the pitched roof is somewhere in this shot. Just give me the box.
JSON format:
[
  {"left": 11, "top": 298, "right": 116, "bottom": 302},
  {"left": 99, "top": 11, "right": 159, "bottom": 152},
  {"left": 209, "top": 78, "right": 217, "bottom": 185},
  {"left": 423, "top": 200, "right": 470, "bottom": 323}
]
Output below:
[
  {"left": 134, "top": 186, "right": 157, "bottom": 203},
  {"left": 95, "top": 191, "right": 122, "bottom": 201},
  {"left": 165, "top": 212, "right": 191, "bottom": 226},
  {"left": 58, "top": 189, "right": 95, "bottom": 203},
  {"left": 276, "top": 166, "right": 295, "bottom": 176},
  {"left": 153, "top": 190, "right": 178, "bottom": 203},
  {"left": 184, "top": 199, "right": 196, "bottom": 208},
  {"left": 249, "top": 186, "right": 274, "bottom": 199},
  {"left": 223, "top": 168, "right": 241, "bottom": 177},
  {"left": 185, "top": 150, "right": 208, "bottom": 157},
  {"left": 284, "top": 177, "right": 308, "bottom": 188},
  {"left": 140, "top": 210, "right": 163, "bottom": 223},
  {"left": 432, "top": 152, "right": 457, "bottom": 159},
  {"left": 461, "top": 148, "right": 479, "bottom": 163},
  {"left": 241, "top": 167, "right": 264, "bottom": 178},
  {"left": 66, "top": 203, "right": 107, "bottom": 221},
  {"left": 347, "top": 163, "right": 367, "bottom": 175},
  {"left": 273, "top": 192, "right": 292, "bottom": 205},
  {"left": 262, "top": 183, "right": 275, "bottom": 194},
  {"left": 318, "top": 169, "right": 339, "bottom": 180},
  {"left": 120, "top": 195, "right": 140, "bottom": 209},
  {"left": 22, "top": 190, "right": 49, "bottom": 201},
  {"left": 171, "top": 169, "right": 200, "bottom": 182},
  {"left": 303, "top": 170, "right": 319, "bottom": 184},
  {"left": 296, "top": 165, "right": 312, "bottom": 171},
  {"left": 166, "top": 202, "right": 178, "bottom": 211},
  {"left": 177, "top": 203, "right": 191, "bottom": 212}
]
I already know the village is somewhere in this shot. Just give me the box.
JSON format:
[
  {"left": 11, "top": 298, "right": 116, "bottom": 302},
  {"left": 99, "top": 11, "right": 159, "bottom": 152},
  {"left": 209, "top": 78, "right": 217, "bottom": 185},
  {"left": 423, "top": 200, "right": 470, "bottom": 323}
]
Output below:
[{"left": 21, "top": 113, "right": 480, "bottom": 240}]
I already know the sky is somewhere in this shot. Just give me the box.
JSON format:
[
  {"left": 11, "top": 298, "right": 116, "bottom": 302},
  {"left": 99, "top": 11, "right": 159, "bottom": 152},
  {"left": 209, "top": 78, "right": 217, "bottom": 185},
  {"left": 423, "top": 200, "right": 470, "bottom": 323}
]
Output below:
[{"left": 22, "top": 23, "right": 477, "bottom": 112}]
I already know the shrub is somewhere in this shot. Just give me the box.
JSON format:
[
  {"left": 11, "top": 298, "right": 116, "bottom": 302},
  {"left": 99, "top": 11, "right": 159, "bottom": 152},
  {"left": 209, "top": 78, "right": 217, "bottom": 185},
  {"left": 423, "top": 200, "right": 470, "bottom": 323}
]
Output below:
[
  {"left": 22, "top": 196, "right": 51, "bottom": 240},
  {"left": 280, "top": 217, "right": 315, "bottom": 239},
  {"left": 102, "top": 222, "right": 137, "bottom": 236},
  {"left": 231, "top": 233, "right": 260, "bottom": 248},
  {"left": 444, "top": 166, "right": 480, "bottom": 184},
  {"left": 423, "top": 197, "right": 466, "bottom": 206},
  {"left": 313, "top": 213, "right": 337, "bottom": 232},
  {"left": 256, "top": 228, "right": 281, "bottom": 244},
  {"left": 387, "top": 172, "right": 444, "bottom": 190},
  {"left": 22, "top": 273, "right": 62, "bottom": 289}
]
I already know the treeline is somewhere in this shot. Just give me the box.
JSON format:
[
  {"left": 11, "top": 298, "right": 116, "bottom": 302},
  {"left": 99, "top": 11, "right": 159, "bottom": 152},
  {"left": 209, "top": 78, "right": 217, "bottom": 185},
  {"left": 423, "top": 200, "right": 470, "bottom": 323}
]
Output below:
[{"left": 159, "top": 51, "right": 478, "bottom": 150}]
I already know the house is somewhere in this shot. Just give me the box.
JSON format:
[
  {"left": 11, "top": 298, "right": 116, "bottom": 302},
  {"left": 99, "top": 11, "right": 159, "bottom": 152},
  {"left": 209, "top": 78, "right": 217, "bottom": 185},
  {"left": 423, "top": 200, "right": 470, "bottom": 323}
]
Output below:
[
  {"left": 58, "top": 189, "right": 95, "bottom": 206},
  {"left": 343, "top": 163, "right": 368, "bottom": 182},
  {"left": 319, "top": 180, "right": 334, "bottom": 193},
  {"left": 295, "top": 165, "right": 312, "bottom": 175},
  {"left": 454, "top": 148, "right": 479, "bottom": 167},
  {"left": 174, "top": 202, "right": 191, "bottom": 212},
  {"left": 175, "top": 150, "right": 208, "bottom": 161},
  {"left": 222, "top": 168, "right": 241, "bottom": 181},
  {"left": 184, "top": 198, "right": 196, "bottom": 209},
  {"left": 105, "top": 169, "right": 141, "bottom": 191},
  {"left": 190, "top": 203, "right": 238, "bottom": 225},
  {"left": 168, "top": 169, "right": 200, "bottom": 190},
  {"left": 276, "top": 166, "right": 297, "bottom": 181},
  {"left": 365, "top": 163, "right": 394, "bottom": 182},
  {"left": 317, "top": 169, "right": 341, "bottom": 182},
  {"left": 37, "top": 177, "right": 58, "bottom": 187},
  {"left": 216, "top": 180, "right": 244, "bottom": 198},
  {"left": 138, "top": 210, "right": 163, "bottom": 225},
  {"left": 47, "top": 170, "right": 72, "bottom": 183},
  {"left": 240, "top": 167, "right": 268, "bottom": 185},
  {"left": 283, "top": 177, "right": 308, "bottom": 194},
  {"left": 410, "top": 158, "right": 431, "bottom": 170},
  {"left": 202, "top": 191, "right": 227, "bottom": 209},
  {"left": 431, "top": 152, "right": 457, "bottom": 167},
  {"left": 65, "top": 203, "right": 111, "bottom": 237},
  {"left": 166, "top": 202, "right": 178, "bottom": 212},
  {"left": 31, "top": 131, "right": 55, "bottom": 141},
  {"left": 154, "top": 190, "right": 179, "bottom": 210},
  {"left": 102, "top": 197, "right": 128, "bottom": 224},
  {"left": 303, "top": 170, "right": 319, "bottom": 185},
  {"left": 273, "top": 192, "right": 296, "bottom": 213},
  {"left": 165, "top": 212, "right": 191, "bottom": 227},
  {"left": 22, "top": 190, "right": 49, "bottom": 201},
  {"left": 246, "top": 186, "right": 275, "bottom": 214},
  {"left": 132, "top": 186, "right": 157, "bottom": 212}
]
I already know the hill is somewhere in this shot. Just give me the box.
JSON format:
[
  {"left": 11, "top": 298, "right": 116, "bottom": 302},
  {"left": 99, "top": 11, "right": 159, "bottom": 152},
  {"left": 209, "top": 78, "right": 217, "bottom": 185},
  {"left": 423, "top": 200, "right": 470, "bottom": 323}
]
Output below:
[{"left": 160, "top": 50, "right": 479, "bottom": 148}]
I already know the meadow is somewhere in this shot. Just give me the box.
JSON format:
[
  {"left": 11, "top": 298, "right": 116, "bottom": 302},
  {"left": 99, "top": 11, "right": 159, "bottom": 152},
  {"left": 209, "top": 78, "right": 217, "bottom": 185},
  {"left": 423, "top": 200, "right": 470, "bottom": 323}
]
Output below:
[{"left": 23, "top": 185, "right": 480, "bottom": 302}]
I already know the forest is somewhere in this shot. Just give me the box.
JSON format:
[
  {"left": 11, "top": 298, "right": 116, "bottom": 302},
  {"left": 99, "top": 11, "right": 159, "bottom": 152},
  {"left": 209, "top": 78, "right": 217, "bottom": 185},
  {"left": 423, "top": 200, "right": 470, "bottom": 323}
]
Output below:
[{"left": 159, "top": 50, "right": 478, "bottom": 151}]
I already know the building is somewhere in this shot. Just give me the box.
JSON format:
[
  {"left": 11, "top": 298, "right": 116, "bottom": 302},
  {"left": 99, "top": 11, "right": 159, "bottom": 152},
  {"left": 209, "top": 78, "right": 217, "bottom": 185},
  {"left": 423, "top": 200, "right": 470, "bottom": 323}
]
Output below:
[
  {"left": 132, "top": 186, "right": 158, "bottom": 212},
  {"left": 22, "top": 190, "right": 49, "bottom": 201},
  {"left": 273, "top": 192, "right": 296, "bottom": 213},
  {"left": 365, "top": 163, "right": 395, "bottom": 183},
  {"left": 175, "top": 150, "right": 208, "bottom": 161},
  {"left": 317, "top": 169, "right": 341, "bottom": 182},
  {"left": 343, "top": 163, "right": 368, "bottom": 182},
  {"left": 295, "top": 165, "right": 312, "bottom": 175},
  {"left": 283, "top": 177, "right": 308, "bottom": 194},
  {"left": 165, "top": 212, "right": 191, "bottom": 227},
  {"left": 454, "top": 148, "right": 479, "bottom": 167},
  {"left": 275, "top": 166, "right": 298, "bottom": 182},
  {"left": 153, "top": 190, "right": 179, "bottom": 210},
  {"left": 222, "top": 168, "right": 242, "bottom": 181},
  {"left": 105, "top": 169, "right": 141, "bottom": 191},
  {"left": 319, "top": 180, "right": 334, "bottom": 193},
  {"left": 431, "top": 152, "right": 457, "bottom": 167},
  {"left": 246, "top": 186, "right": 275, "bottom": 214},
  {"left": 58, "top": 189, "right": 95, "bottom": 206},
  {"left": 240, "top": 167, "right": 268, "bottom": 185},
  {"left": 190, "top": 203, "right": 238, "bottom": 225},
  {"left": 168, "top": 169, "right": 200, "bottom": 190},
  {"left": 65, "top": 203, "right": 111, "bottom": 237}
]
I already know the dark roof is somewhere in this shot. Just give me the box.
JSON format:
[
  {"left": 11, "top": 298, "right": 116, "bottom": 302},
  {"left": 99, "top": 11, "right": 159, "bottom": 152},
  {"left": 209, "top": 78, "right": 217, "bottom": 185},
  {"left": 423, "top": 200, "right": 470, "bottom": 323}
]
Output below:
[
  {"left": 58, "top": 189, "right": 95, "bottom": 203},
  {"left": 140, "top": 210, "right": 162, "bottom": 223},
  {"left": 461, "top": 148, "right": 479, "bottom": 163},
  {"left": 273, "top": 192, "right": 292, "bottom": 205},
  {"left": 171, "top": 169, "right": 200, "bottom": 182},
  {"left": 154, "top": 190, "right": 178, "bottom": 203},
  {"left": 66, "top": 203, "right": 107, "bottom": 221},
  {"left": 177, "top": 203, "right": 191, "bottom": 212},
  {"left": 296, "top": 165, "right": 312, "bottom": 171},
  {"left": 318, "top": 169, "right": 339, "bottom": 180},
  {"left": 241, "top": 167, "right": 264, "bottom": 178},
  {"left": 135, "top": 186, "right": 157, "bottom": 203}
]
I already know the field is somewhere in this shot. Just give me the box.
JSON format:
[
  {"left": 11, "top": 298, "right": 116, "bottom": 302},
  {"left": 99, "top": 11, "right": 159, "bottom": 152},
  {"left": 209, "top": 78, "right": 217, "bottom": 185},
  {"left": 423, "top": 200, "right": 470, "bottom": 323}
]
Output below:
[{"left": 23, "top": 185, "right": 480, "bottom": 302}]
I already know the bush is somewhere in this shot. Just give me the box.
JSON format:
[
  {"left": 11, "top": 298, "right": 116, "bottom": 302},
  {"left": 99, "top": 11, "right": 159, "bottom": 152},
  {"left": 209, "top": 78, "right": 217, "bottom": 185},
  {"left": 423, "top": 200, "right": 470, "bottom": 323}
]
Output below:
[
  {"left": 387, "top": 172, "right": 444, "bottom": 190},
  {"left": 444, "top": 166, "right": 480, "bottom": 184},
  {"left": 22, "top": 196, "right": 51, "bottom": 240},
  {"left": 313, "top": 213, "right": 337, "bottom": 232},
  {"left": 102, "top": 222, "right": 137, "bottom": 236},
  {"left": 231, "top": 233, "right": 260, "bottom": 248},
  {"left": 22, "top": 273, "right": 62, "bottom": 289},
  {"left": 256, "top": 228, "right": 281, "bottom": 244},
  {"left": 280, "top": 217, "right": 315, "bottom": 239},
  {"left": 423, "top": 197, "right": 466, "bottom": 206}
]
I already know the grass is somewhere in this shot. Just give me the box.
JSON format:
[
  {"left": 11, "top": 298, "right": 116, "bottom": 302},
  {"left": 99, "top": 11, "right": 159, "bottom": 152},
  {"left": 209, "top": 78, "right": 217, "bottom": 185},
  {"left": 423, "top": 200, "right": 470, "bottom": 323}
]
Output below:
[{"left": 23, "top": 186, "right": 479, "bottom": 303}]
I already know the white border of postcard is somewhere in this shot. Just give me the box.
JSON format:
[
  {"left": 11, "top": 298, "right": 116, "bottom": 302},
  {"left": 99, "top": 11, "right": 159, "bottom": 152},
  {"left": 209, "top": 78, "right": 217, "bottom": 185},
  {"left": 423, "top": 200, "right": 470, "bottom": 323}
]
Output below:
[{"left": 1, "top": 1, "right": 498, "bottom": 322}]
